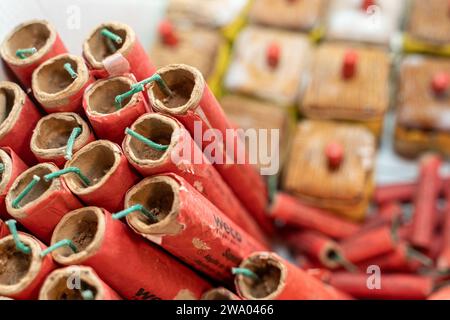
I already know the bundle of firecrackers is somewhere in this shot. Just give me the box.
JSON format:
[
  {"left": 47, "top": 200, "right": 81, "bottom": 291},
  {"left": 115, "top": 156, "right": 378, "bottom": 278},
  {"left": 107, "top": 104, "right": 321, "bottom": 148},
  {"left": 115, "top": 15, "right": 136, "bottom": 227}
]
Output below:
[{"left": 0, "top": 0, "right": 450, "bottom": 301}]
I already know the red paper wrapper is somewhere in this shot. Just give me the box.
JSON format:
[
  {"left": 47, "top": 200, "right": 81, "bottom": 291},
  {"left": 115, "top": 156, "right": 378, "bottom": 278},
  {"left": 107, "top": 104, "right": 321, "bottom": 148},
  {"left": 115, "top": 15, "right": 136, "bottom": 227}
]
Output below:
[
  {"left": 201, "top": 287, "right": 241, "bottom": 300},
  {"left": 305, "top": 268, "right": 333, "bottom": 283},
  {"left": 0, "top": 81, "right": 41, "bottom": 165},
  {"left": 362, "top": 202, "right": 403, "bottom": 232},
  {"left": 50, "top": 206, "right": 211, "bottom": 300},
  {"left": 234, "top": 252, "right": 349, "bottom": 300},
  {"left": 438, "top": 183, "right": 450, "bottom": 271},
  {"left": 286, "top": 230, "right": 343, "bottom": 269},
  {"left": 341, "top": 226, "right": 397, "bottom": 264},
  {"left": 270, "top": 193, "right": 360, "bottom": 240},
  {"left": 39, "top": 266, "right": 121, "bottom": 300},
  {"left": 410, "top": 155, "right": 441, "bottom": 250},
  {"left": 5, "top": 163, "right": 83, "bottom": 243},
  {"left": 0, "top": 148, "right": 28, "bottom": 220},
  {"left": 30, "top": 112, "right": 95, "bottom": 168},
  {"left": 124, "top": 173, "right": 266, "bottom": 282},
  {"left": 122, "top": 113, "right": 269, "bottom": 246},
  {"left": 147, "top": 64, "right": 272, "bottom": 235},
  {"left": 64, "top": 140, "right": 139, "bottom": 213},
  {"left": 0, "top": 219, "right": 8, "bottom": 238},
  {"left": 83, "top": 22, "right": 155, "bottom": 81},
  {"left": 32, "top": 54, "right": 95, "bottom": 114},
  {"left": 428, "top": 286, "right": 450, "bottom": 300},
  {"left": 328, "top": 272, "right": 434, "bottom": 300},
  {"left": 83, "top": 75, "right": 151, "bottom": 144},
  {"left": 0, "top": 233, "right": 56, "bottom": 299},
  {"left": 0, "top": 20, "right": 68, "bottom": 89}
]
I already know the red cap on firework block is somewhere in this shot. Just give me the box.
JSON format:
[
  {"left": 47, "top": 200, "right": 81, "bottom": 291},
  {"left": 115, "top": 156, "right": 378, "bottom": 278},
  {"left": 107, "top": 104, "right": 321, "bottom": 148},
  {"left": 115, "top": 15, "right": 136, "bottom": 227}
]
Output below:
[
  {"left": 159, "top": 20, "right": 178, "bottom": 47},
  {"left": 342, "top": 50, "right": 359, "bottom": 80},
  {"left": 361, "top": 0, "right": 376, "bottom": 11},
  {"left": 431, "top": 72, "right": 450, "bottom": 97},
  {"left": 325, "top": 142, "right": 344, "bottom": 170},
  {"left": 266, "top": 41, "right": 281, "bottom": 69}
]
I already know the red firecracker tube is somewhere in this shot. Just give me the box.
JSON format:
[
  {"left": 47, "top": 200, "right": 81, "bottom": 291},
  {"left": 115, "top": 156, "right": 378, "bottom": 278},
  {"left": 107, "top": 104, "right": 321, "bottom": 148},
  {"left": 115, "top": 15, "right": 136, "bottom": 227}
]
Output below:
[
  {"left": 50, "top": 206, "right": 211, "bottom": 300},
  {"left": 0, "top": 20, "right": 68, "bottom": 89}
]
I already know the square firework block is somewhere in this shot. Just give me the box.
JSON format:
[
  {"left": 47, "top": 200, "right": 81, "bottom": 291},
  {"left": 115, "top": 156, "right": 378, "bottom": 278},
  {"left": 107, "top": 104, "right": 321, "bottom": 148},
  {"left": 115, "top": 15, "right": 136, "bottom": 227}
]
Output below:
[
  {"left": 224, "top": 26, "right": 311, "bottom": 106},
  {"left": 395, "top": 56, "right": 450, "bottom": 158},
  {"left": 220, "top": 94, "right": 293, "bottom": 170},
  {"left": 326, "top": 0, "right": 405, "bottom": 46},
  {"left": 249, "top": 0, "right": 327, "bottom": 32},
  {"left": 405, "top": 0, "right": 450, "bottom": 49},
  {"left": 283, "top": 120, "right": 376, "bottom": 221},
  {"left": 150, "top": 23, "right": 225, "bottom": 83},
  {"left": 300, "top": 43, "right": 391, "bottom": 137}
]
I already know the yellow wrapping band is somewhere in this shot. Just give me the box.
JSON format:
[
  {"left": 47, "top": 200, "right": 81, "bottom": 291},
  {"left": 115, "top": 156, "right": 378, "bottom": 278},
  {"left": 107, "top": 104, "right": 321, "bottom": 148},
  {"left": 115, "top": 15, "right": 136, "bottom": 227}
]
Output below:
[
  {"left": 221, "top": 0, "right": 253, "bottom": 42},
  {"left": 207, "top": 40, "right": 231, "bottom": 98},
  {"left": 403, "top": 34, "right": 450, "bottom": 57}
]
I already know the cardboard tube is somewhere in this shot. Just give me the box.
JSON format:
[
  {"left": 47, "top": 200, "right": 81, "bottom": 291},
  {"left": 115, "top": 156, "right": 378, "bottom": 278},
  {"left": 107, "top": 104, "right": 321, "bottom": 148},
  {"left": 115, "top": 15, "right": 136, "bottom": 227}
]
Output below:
[
  {"left": 329, "top": 273, "right": 434, "bottom": 300},
  {"left": 50, "top": 206, "right": 211, "bottom": 300},
  {"left": 64, "top": 140, "right": 139, "bottom": 213},
  {"left": 83, "top": 75, "right": 151, "bottom": 144},
  {"left": 147, "top": 64, "right": 272, "bottom": 235},
  {"left": 270, "top": 193, "right": 360, "bottom": 240},
  {"left": 0, "top": 148, "right": 28, "bottom": 220},
  {"left": 362, "top": 202, "right": 403, "bottom": 232},
  {"left": 123, "top": 173, "right": 266, "bottom": 282},
  {"left": 30, "top": 112, "right": 94, "bottom": 167},
  {"left": 438, "top": 183, "right": 450, "bottom": 271},
  {"left": 201, "top": 287, "right": 240, "bottom": 300},
  {"left": 0, "top": 233, "right": 56, "bottom": 299},
  {"left": 83, "top": 22, "right": 156, "bottom": 81},
  {"left": 341, "top": 226, "right": 397, "bottom": 264},
  {"left": 234, "top": 252, "right": 349, "bottom": 300},
  {"left": 39, "top": 266, "right": 121, "bottom": 300},
  {"left": 0, "top": 81, "right": 41, "bottom": 165},
  {"left": 0, "top": 20, "right": 67, "bottom": 89},
  {"left": 122, "top": 113, "right": 269, "bottom": 246},
  {"left": 5, "top": 163, "right": 83, "bottom": 243},
  {"left": 286, "top": 230, "right": 344, "bottom": 269},
  {"left": 410, "top": 155, "right": 441, "bottom": 250},
  {"left": 32, "top": 54, "right": 94, "bottom": 114}
]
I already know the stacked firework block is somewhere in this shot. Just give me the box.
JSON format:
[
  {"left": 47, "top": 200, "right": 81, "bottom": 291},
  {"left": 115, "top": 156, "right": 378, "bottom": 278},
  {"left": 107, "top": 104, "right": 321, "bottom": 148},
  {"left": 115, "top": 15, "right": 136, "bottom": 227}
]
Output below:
[{"left": 0, "top": 18, "right": 354, "bottom": 301}]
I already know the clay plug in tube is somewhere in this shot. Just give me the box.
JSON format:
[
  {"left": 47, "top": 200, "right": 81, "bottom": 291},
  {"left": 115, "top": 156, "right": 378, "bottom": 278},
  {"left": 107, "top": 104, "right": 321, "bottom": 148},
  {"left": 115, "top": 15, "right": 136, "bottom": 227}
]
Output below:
[
  {"left": 82, "top": 22, "right": 156, "bottom": 81},
  {"left": 233, "top": 252, "right": 350, "bottom": 300},
  {"left": 30, "top": 112, "right": 94, "bottom": 167},
  {"left": 64, "top": 140, "right": 139, "bottom": 213},
  {"left": 0, "top": 148, "right": 28, "bottom": 220},
  {"left": 120, "top": 173, "right": 266, "bottom": 283},
  {"left": 39, "top": 266, "right": 121, "bottom": 300},
  {"left": 49, "top": 206, "right": 211, "bottom": 300},
  {"left": 32, "top": 54, "right": 94, "bottom": 114},
  {"left": 147, "top": 64, "right": 273, "bottom": 235},
  {"left": 122, "top": 113, "right": 269, "bottom": 247},
  {"left": 0, "top": 231, "right": 56, "bottom": 299},
  {"left": 5, "top": 163, "right": 83, "bottom": 243},
  {"left": 0, "top": 81, "right": 41, "bottom": 165},
  {"left": 0, "top": 20, "right": 68, "bottom": 89},
  {"left": 83, "top": 75, "right": 151, "bottom": 144},
  {"left": 201, "top": 287, "right": 240, "bottom": 300}
]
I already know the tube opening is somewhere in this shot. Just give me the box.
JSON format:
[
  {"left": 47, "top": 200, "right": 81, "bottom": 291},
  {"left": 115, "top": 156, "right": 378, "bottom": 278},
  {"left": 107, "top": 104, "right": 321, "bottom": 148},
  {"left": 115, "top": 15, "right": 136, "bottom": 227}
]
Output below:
[
  {"left": 6, "top": 22, "right": 50, "bottom": 59},
  {"left": 153, "top": 69, "right": 195, "bottom": 109},
  {"left": 52, "top": 209, "right": 99, "bottom": 258},
  {"left": 88, "top": 78, "right": 133, "bottom": 114},
  {"left": 239, "top": 256, "right": 282, "bottom": 299},
  {"left": 87, "top": 26, "right": 127, "bottom": 62},
  {"left": 10, "top": 166, "right": 53, "bottom": 207},
  {"left": 68, "top": 143, "right": 116, "bottom": 189},
  {"left": 35, "top": 116, "right": 80, "bottom": 150},
  {"left": 130, "top": 117, "right": 174, "bottom": 161},
  {"left": 0, "top": 238, "right": 32, "bottom": 286},
  {"left": 35, "top": 56, "right": 78, "bottom": 94},
  {"left": 45, "top": 277, "right": 97, "bottom": 300},
  {"left": 128, "top": 180, "right": 175, "bottom": 225},
  {"left": 0, "top": 88, "right": 15, "bottom": 125}
]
